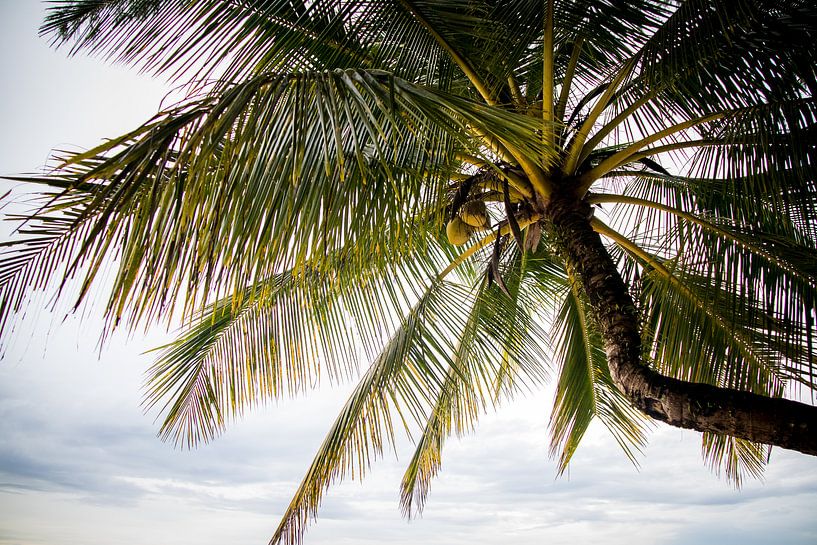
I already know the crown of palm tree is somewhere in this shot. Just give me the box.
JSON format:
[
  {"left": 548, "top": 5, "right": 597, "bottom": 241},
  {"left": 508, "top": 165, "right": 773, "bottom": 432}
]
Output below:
[{"left": 2, "top": 1, "right": 816, "bottom": 544}]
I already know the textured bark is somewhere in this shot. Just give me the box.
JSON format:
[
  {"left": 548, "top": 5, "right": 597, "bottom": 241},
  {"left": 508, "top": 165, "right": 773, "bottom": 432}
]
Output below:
[{"left": 544, "top": 192, "right": 817, "bottom": 456}]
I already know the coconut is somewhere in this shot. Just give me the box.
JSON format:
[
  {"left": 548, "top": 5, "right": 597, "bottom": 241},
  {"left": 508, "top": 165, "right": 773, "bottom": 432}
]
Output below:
[
  {"left": 459, "top": 200, "right": 488, "bottom": 228},
  {"left": 446, "top": 217, "right": 472, "bottom": 245}
]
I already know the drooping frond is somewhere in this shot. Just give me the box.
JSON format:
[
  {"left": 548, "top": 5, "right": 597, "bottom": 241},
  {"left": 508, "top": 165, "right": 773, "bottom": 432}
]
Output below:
[
  {"left": 548, "top": 272, "right": 648, "bottom": 472},
  {"left": 399, "top": 245, "right": 555, "bottom": 516},
  {"left": 1, "top": 69, "right": 547, "bottom": 338},
  {"left": 143, "top": 228, "right": 461, "bottom": 447},
  {"left": 641, "top": 265, "right": 792, "bottom": 395},
  {"left": 143, "top": 270, "right": 351, "bottom": 447},
  {"left": 603, "top": 170, "right": 817, "bottom": 394},
  {"left": 593, "top": 217, "right": 814, "bottom": 475},
  {"left": 0, "top": 159, "right": 110, "bottom": 338},
  {"left": 701, "top": 431, "right": 770, "bottom": 488},
  {"left": 270, "top": 280, "right": 483, "bottom": 545},
  {"left": 42, "top": 0, "right": 454, "bottom": 88},
  {"left": 593, "top": 216, "right": 812, "bottom": 397}
]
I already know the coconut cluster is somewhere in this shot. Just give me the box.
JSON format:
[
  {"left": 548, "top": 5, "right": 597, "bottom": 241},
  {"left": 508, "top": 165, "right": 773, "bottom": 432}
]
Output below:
[{"left": 446, "top": 200, "right": 489, "bottom": 245}]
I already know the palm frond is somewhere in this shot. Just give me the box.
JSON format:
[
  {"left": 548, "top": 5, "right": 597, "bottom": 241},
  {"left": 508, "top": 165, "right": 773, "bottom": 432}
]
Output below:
[
  {"left": 534, "top": 0, "right": 672, "bottom": 102},
  {"left": 143, "top": 269, "right": 352, "bottom": 447},
  {"left": 397, "top": 284, "right": 487, "bottom": 518},
  {"left": 689, "top": 99, "right": 817, "bottom": 237},
  {"left": 548, "top": 272, "right": 648, "bottom": 472},
  {"left": 271, "top": 280, "right": 476, "bottom": 545},
  {"left": 42, "top": 0, "right": 453, "bottom": 88},
  {"left": 701, "top": 431, "right": 770, "bottom": 488},
  {"left": 0, "top": 158, "right": 113, "bottom": 338},
  {"left": 563, "top": 0, "right": 817, "bottom": 196},
  {"left": 1, "top": 69, "right": 549, "bottom": 340},
  {"left": 142, "top": 214, "right": 471, "bottom": 447},
  {"left": 639, "top": 0, "right": 817, "bottom": 117},
  {"left": 640, "top": 264, "right": 806, "bottom": 395},
  {"left": 595, "top": 217, "right": 806, "bottom": 396},
  {"left": 399, "top": 245, "right": 553, "bottom": 516}
]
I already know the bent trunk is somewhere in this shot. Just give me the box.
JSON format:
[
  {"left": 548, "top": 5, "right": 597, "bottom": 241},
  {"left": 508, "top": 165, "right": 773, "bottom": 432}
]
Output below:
[{"left": 544, "top": 193, "right": 817, "bottom": 456}]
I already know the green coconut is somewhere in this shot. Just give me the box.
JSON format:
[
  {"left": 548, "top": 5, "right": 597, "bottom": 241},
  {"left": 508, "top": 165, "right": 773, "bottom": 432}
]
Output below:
[
  {"left": 459, "top": 200, "right": 488, "bottom": 228},
  {"left": 446, "top": 217, "right": 472, "bottom": 245}
]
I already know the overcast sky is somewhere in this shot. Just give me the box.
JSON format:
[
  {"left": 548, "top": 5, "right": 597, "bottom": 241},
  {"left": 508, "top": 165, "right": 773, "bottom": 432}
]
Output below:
[{"left": 1, "top": 2, "right": 816, "bottom": 545}]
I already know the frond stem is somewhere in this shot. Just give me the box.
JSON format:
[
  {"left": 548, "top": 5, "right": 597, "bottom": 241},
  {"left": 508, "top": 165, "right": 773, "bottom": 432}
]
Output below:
[
  {"left": 577, "top": 112, "right": 725, "bottom": 192},
  {"left": 554, "top": 37, "right": 584, "bottom": 124},
  {"left": 542, "top": 0, "right": 555, "bottom": 149},
  {"left": 623, "top": 139, "right": 719, "bottom": 165},
  {"left": 563, "top": 57, "right": 638, "bottom": 175},
  {"left": 507, "top": 74, "right": 526, "bottom": 110},
  {"left": 577, "top": 93, "right": 654, "bottom": 166},
  {"left": 398, "top": 0, "right": 496, "bottom": 105},
  {"left": 586, "top": 193, "right": 813, "bottom": 284}
]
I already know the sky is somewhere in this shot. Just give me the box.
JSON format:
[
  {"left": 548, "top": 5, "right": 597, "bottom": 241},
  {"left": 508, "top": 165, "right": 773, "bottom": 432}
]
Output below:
[{"left": 1, "top": 2, "right": 816, "bottom": 545}]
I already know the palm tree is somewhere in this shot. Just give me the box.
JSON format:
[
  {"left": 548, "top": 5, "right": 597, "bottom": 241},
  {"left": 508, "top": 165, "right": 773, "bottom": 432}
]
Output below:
[{"left": 2, "top": 0, "right": 816, "bottom": 543}]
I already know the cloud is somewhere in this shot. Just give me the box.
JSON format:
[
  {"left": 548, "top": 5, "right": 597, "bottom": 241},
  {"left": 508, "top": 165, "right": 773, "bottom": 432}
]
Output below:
[{"left": 3, "top": 316, "right": 817, "bottom": 545}]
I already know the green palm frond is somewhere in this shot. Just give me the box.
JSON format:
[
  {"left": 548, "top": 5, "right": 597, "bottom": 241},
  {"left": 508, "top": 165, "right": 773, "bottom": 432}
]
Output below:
[
  {"left": 563, "top": 0, "right": 817, "bottom": 193},
  {"left": 1, "top": 68, "right": 548, "bottom": 337},
  {"left": 592, "top": 216, "right": 813, "bottom": 478},
  {"left": 701, "top": 431, "right": 770, "bottom": 488},
  {"left": 549, "top": 273, "right": 648, "bottom": 472},
  {"left": 596, "top": 219, "right": 808, "bottom": 396},
  {"left": 0, "top": 157, "right": 113, "bottom": 337},
  {"left": 641, "top": 265, "right": 787, "bottom": 394},
  {"left": 590, "top": 0, "right": 816, "bottom": 144},
  {"left": 271, "top": 280, "right": 478, "bottom": 545},
  {"left": 490, "top": 246, "right": 550, "bottom": 398},
  {"left": 399, "top": 245, "right": 554, "bottom": 516},
  {"left": 689, "top": 100, "right": 817, "bottom": 235},
  {"left": 42, "top": 0, "right": 682, "bottom": 110},
  {"left": 639, "top": 1, "right": 817, "bottom": 116},
  {"left": 144, "top": 225, "right": 463, "bottom": 447},
  {"left": 143, "top": 270, "right": 353, "bottom": 447},
  {"left": 602, "top": 173, "right": 817, "bottom": 392},
  {"left": 398, "top": 282, "right": 491, "bottom": 519},
  {"left": 42, "top": 0, "right": 454, "bottom": 87},
  {"left": 521, "top": 0, "right": 672, "bottom": 106}
]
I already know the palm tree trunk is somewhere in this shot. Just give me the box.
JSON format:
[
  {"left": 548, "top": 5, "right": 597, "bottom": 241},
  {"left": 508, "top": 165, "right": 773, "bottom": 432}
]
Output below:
[{"left": 544, "top": 193, "right": 817, "bottom": 456}]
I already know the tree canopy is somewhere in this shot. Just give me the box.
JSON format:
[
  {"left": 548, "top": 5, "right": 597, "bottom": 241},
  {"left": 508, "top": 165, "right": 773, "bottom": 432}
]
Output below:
[{"left": 1, "top": 1, "right": 816, "bottom": 543}]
